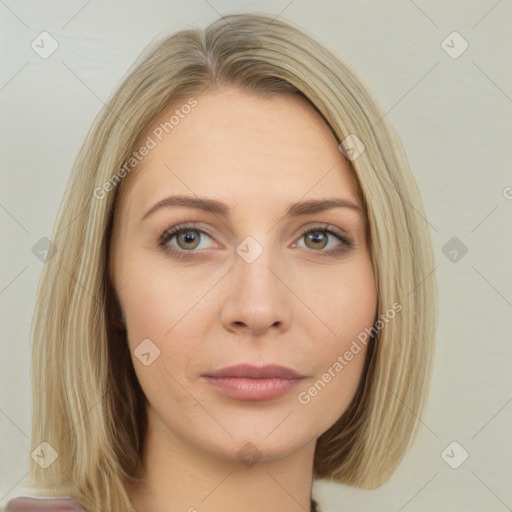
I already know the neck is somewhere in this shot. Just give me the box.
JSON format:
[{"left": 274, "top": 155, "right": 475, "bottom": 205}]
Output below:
[{"left": 127, "top": 404, "right": 316, "bottom": 512}]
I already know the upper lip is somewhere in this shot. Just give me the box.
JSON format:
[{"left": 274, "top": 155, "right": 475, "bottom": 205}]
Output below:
[{"left": 203, "top": 363, "right": 304, "bottom": 379}]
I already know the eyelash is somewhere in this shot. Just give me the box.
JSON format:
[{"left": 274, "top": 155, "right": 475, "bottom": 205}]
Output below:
[{"left": 158, "top": 222, "right": 352, "bottom": 260}]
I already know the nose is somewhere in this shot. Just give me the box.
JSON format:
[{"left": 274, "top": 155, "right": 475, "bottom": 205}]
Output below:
[{"left": 220, "top": 242, "right": 293, "bottom": 337}]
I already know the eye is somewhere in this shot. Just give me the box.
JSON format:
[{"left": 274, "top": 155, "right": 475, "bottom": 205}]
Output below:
[
  {"left": 159, "top": 223, "right": 216, "bottom": 258},
  {"left": 293, "top": 224, "right": 352, "bottom": 256}
]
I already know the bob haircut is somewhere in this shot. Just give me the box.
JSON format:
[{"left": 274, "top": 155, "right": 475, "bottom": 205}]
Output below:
[{"left": 16, "top": 12, "right": 437, "bottom": 512}]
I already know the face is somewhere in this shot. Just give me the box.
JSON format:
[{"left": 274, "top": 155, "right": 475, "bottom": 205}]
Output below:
[{"left": 110, "top": 88, "right": 377, "bottom": 463}]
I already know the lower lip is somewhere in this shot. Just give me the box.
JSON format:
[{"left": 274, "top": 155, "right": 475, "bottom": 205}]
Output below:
[{"left": 202, "top": 376, "right": 304, "bottom": 401}]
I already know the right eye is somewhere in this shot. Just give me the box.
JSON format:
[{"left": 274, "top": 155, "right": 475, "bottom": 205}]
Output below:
[{"left": 158, "top": 223, "right": 217, "bottom": 259}]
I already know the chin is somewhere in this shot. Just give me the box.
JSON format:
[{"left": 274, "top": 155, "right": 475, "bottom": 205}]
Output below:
[{"left": 202, "top": 432, "right": 312, "bottom": 464}]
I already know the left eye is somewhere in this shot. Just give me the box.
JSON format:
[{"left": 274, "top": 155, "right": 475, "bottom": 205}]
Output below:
[
  {"left": 292, "top": 226, "right": 351, "bottom": 255},
  {"left": 296, "top": 229, "right": 344, "bottom": 251}
]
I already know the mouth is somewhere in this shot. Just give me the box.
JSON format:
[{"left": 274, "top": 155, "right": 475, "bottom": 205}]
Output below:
[{"left": 201, "top": 363, "right": 306, "bottom": 401}]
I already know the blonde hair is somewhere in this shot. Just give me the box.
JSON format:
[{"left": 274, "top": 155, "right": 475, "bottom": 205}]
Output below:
[{"left": 11, "top": 12, "right": 437, "bottom": 511}]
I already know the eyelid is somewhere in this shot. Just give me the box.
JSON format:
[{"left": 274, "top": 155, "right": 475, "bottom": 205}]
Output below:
[
  {"left": 158, "top": 222, "right": 218, "bottom": 245},
  {"left": 294, "top": 222, "right": 352, "bottom": 245}
]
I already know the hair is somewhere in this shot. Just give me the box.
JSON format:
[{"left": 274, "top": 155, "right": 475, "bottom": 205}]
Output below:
[{"left": 10, "top": 12, "right": 437, "bottom": 512}]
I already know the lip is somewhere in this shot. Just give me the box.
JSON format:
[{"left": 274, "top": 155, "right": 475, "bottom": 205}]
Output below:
[
  {"left": 205, "top": 363, "right": 304, "bottom": 380},
  {"left": 202, "top": 364, "right": 305, "bottom": 401}
]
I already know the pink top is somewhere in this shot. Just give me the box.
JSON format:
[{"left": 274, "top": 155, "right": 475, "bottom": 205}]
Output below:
[{"left": 5, "top": 495, "right": 87, "bottom": 511}]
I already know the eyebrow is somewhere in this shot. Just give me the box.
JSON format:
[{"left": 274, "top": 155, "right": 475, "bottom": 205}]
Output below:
[{"left": 140, "top": 194, "right": 363, "bottom": 222}]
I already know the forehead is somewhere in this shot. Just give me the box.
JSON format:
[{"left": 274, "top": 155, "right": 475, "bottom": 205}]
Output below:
[{"left": 119, "top": 88, "right": 361, "bottom": 215}]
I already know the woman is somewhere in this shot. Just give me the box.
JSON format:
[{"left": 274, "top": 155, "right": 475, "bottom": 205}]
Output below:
[{"left": 4, "top": 12, "right": 437, "bottom": 512}]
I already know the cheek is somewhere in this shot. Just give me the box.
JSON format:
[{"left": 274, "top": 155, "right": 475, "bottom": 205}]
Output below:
[
  {"left": 119, "top": 251, "right": 205, "bottom": 338},
  {"left": 302, "top": 254, "right": 377, "bottom": 343},
  {"left": 297, "top": 343, "right": 369, "bottom": 438},
  {"left": 294, "top": 256, "right": 376, "bottom": 429},
  {"left": 118, "top": 255, "right": 212, "bottom": 392}
]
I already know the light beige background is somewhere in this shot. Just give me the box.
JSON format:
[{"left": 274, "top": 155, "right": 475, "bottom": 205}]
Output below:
[{"left": 1, "top": 1, "right": 511, "bottom": 510}]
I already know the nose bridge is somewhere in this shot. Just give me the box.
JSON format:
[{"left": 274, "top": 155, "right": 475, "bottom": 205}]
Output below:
[
  {"left": 233, "top": 234, "right": 284, "bottom": 297},
  {"left": 221, "top": 233, "right": 292, "bottom": 334}
]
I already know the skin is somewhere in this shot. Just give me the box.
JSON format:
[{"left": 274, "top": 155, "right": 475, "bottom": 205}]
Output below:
[{"left": 110, "top": 87, "right": 378, "bottom": 512}]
